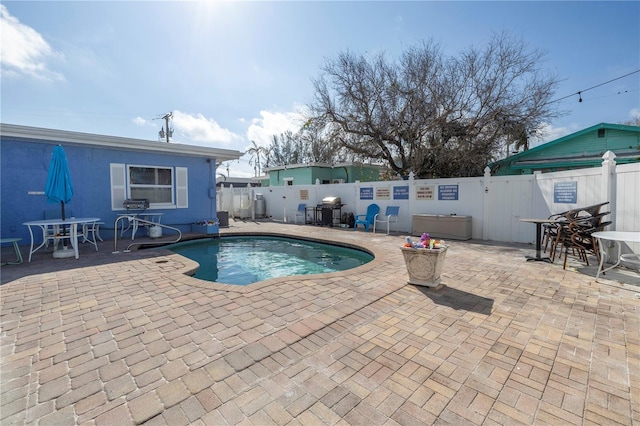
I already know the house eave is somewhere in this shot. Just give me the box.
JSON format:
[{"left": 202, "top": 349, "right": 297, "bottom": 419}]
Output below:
[
  {"left": 264, "top": 162, "right": 384, "bottom": 172},
  {"left": 512, "top": 151, "right": 640, "bottom": 169},
  {"left": 0, "top": 123, "right": 243, "bottom": 162}
]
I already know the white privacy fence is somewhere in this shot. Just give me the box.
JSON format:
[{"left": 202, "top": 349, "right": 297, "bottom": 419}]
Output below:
[
  {"left": 217, "top": 152, "right": 639, "bottom": 251},
  {"left": 216, "top": 187, "right": 254, "bottom": 219}
]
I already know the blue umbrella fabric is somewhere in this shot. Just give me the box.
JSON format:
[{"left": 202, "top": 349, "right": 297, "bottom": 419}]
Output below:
[{"left": 45, "top": 145, "right": 74, "bottom": 220}]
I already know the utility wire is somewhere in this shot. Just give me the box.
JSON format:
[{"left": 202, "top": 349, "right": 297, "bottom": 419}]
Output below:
[
  {"left": 572, "top": 87, "right": 639, "bottom": 103},
  {"left": 549, "top": 69, "right": 640, "bottom": 104}
]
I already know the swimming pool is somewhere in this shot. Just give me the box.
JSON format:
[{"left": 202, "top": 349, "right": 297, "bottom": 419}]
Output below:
[{"left": 166, "top": 236, "right": 374, "bottom": 285}]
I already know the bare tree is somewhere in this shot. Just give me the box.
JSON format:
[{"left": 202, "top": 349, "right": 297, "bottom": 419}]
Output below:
[
  {"left": 264, "top": 120, "right": 352, "bottom": 167},
  {"left": 622, "top": 116, "right": 640, "bottom": 126},
  {"left": 263, "top": 131, "right": 305, "bottom": 167},
  {"left": 298, "top": 116, "right": 356, "bottom": 164},
  {"left": 310, "top": 33, "right": 561, "bottom": 178}
]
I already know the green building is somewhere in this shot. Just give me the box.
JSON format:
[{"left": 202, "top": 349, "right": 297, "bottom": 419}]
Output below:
[
  {"left": 262, "top": 162, "right": 384, "bottom": 186},
  {"left": 489, "top": 123, "right": 640, "bottom": 176}
]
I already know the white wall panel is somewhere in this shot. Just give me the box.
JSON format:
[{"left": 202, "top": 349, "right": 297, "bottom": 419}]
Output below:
[{"left": 231, "top": 160, "right": 637, "bottom": 252}]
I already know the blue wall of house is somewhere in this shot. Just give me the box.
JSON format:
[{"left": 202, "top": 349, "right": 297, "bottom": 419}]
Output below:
[{"left": 1, "top": 137, "right": 218, "bottom": 243}]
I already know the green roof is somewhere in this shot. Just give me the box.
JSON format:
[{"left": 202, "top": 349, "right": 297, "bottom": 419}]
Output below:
[{"left": 489, "top": 122, "right": 640, "bottom": 174}]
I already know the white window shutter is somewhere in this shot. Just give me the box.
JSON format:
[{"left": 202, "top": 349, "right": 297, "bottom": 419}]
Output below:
[
  {"left": 110, "top": 163, "right": 127, "bottom": 210},
  {"left": 176, "top": 167, "right": 188, "bottom": 208}
]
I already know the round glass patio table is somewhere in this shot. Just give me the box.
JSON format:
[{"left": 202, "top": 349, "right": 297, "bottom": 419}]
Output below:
[
  {"left": 592, "top": 231, "right": 640, "bottom": 281},
  {"left": 23, "top": 217, "right": 100, "bottom": 262}
]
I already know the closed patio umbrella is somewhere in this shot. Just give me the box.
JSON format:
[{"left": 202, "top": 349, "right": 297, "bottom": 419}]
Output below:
[{"left": 45, "top": 145, "right": 74, "bottom": 220}]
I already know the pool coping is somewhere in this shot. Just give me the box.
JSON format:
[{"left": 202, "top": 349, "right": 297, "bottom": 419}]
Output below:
[{"left": 156, "top": 230, "right": 384, "bottom": 293}]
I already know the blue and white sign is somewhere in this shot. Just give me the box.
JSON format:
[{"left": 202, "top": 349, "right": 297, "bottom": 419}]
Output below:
[
  {"left": 554, "top": 181, "right": 577, "bottom": 204},
  {"left": 438, "top": 184, "right": 459, "bottom": 200},
  {"left": 393, "top": 186, "right": 409, "bottom": 200},
  {"left": 360, "top": 187, "right": 374, "bottom": 200}
]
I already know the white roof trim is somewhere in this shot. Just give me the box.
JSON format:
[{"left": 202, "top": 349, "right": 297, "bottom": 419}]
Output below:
[
  {"left": 264, "top": 162, "right": 384, "bottom": 172},
  {"left": 0, "top": 123, "right": 243, "bottom": 162}
]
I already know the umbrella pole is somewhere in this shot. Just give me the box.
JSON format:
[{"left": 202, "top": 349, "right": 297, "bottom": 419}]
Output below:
[{"left": 61, "top": 201, "right": 69, "bottom": 250}]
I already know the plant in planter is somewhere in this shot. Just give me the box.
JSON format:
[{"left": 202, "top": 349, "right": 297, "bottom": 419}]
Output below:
[
  {"left": 400, "top": 233, "right": 447, "bottom": 289},
  {"left": 191, "top": 219, "right": 220, "bottom": 235}
]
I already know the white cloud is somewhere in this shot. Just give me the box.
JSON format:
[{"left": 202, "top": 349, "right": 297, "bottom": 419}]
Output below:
[
  {"left": 0, "top": 5, "right": 64, "bottom": 80},
  {"left": 142, "top": 106, "right": 306, "bottom": 178},
  {"left": 630, "top": 108, "right": 640, "bottom": 120},
  {"left": 132, "top": 116, "right": 153, "bottom": 127},
  {"left": 214, "top": 106, "right": 309, "bottom": 178},
  {"left": 172, "top": 110, "right": 241, "bottom": 147},
  {"left": 528, "top": 122, "right": 579, "bottom": 148},
  {"left": 245, "top": 107, "right": 306, "bottom": 149}
]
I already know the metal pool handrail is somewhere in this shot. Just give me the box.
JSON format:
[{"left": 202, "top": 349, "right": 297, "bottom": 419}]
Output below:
[{"left": 113, "top": 216, "right": 182, "bottom": 253}]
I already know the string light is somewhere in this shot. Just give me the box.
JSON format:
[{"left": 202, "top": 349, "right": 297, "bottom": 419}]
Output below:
[
  {"left": 569, "top": 87, "right": 639, "bottom": 103},
  {"left": 548, "top": 69, "right": 640, "bottom": 104}
]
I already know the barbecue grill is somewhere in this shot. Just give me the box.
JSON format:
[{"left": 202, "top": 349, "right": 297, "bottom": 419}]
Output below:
[
  {"left": 322, "top": 196, "right": 341, "bottom": 207},
  {"left": 319, "top": 196, "right": 343, "bottom": 226},
  {"left": 123, "top": 199, "right": 149, "bottom": 209}
]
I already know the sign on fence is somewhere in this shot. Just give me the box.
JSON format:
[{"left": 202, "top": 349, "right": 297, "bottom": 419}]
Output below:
[
  {"left": 553, "top": 181, "right": 577, "bottom": 204},
  {"left": 438, "top": 184, "right": 459, "bottom": 200},
  {"left": 416, "top": 185, "right": 435, "bottom": 200},
  {"left": 360, "top": 187, "right": 374, "bottom": 200},
  {"left": 376, "top": 187, "right": 391, "bottom": 200},
  {"left": 393, "top": 186, "right": 409, "bottom": 200}
]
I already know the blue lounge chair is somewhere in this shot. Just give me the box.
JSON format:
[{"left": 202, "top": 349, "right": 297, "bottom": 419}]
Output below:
[
  {"left": 354, "top": 204, "right": 380, "bottom": 232},
  {"left": 294, "top": 203, "right": 307, "bottom": 224}
]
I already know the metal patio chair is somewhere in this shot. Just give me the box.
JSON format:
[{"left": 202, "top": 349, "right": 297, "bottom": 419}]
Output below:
[{"left": 373, "top": 206, "right": 400, "bottom": 234}]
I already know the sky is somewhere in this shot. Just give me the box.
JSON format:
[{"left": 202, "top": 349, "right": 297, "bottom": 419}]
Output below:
[{"left": 1, "top": 1, "right": 639, "bottom": 178}]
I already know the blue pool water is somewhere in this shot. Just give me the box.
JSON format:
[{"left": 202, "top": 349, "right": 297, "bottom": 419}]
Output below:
[{"left": 166, "top": 236, "right": 373, "bottom": 285}]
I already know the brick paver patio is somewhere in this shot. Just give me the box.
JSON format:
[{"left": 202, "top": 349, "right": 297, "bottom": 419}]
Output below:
[{"left": 1, "top": 221, "right": 638, "bottom": 425}]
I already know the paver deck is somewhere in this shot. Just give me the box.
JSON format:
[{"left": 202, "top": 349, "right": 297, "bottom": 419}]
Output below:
[{"left": 1, "top": 220, "right": 638, "bottom": 425}]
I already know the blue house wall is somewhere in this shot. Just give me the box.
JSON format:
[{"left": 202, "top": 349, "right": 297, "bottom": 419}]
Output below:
[{"left": 1, "top": 136, "right": 221, "bottom": 242}]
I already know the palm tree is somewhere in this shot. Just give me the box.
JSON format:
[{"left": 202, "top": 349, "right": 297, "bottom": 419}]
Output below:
[{"left": 247, "top": 140, "right": 266, "bottom": 177}]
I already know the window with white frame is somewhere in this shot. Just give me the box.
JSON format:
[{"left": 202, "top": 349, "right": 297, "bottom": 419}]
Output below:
[
  {"left": 110, "top": 163, "right": 188, "bottom": 210},
  {"left": 128, "top": 165, "right": 173, "bottom": 204}
]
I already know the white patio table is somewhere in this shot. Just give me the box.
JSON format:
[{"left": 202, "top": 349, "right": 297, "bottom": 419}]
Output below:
[
  {"left": 23, "top": 217, "right": 100, "bottom": 262},
  {"left": 592, "top": 231, "right": 640, "bottom": 281}
]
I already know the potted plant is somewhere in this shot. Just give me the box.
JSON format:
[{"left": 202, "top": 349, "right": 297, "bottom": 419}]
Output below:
[
  {"left": 400, "top": 233, "right": 447, "bottom": 289},
  {"left": 191, "top": 219, "right": 219, "bottom": 235}
]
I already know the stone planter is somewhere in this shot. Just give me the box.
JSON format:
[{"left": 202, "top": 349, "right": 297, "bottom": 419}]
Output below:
[{"left": 400, "top": 246, "right": 447, "bottom": 289}]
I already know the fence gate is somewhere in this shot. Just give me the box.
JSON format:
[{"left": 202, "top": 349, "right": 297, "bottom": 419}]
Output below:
[{"left": 484, "top": 174, "right": 537, "bottom": 243}]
